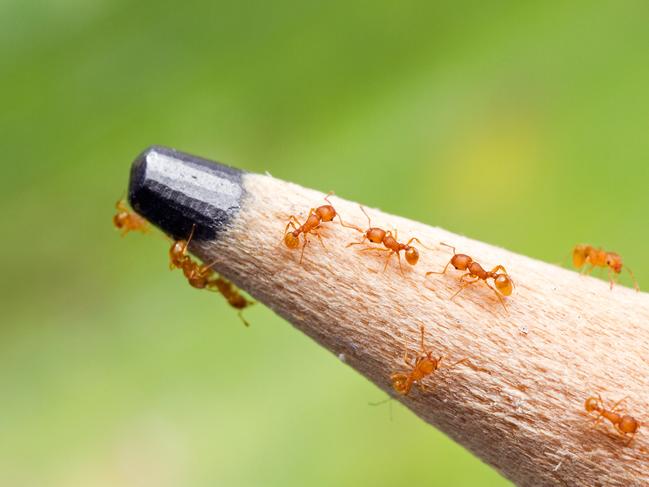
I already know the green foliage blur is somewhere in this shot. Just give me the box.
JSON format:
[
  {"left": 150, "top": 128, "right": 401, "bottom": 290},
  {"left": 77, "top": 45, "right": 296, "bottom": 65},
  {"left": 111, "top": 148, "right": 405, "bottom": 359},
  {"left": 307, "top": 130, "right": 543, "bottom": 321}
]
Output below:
[{"left": 2, "top": 1, "right": 649, "bottom": 485}]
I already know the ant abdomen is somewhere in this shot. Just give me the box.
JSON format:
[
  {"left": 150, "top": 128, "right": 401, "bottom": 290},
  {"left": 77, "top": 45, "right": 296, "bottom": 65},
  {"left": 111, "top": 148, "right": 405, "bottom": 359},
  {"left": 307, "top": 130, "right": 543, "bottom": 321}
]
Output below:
[
  {"left": 284, "top": 232, "right": 300, "bottom": 249},
  {"left": 494, "top": 275, "right": 513, "bottom": 296},
  {"left": 405, "top": 247, "right": 419, "bottom": 266}
]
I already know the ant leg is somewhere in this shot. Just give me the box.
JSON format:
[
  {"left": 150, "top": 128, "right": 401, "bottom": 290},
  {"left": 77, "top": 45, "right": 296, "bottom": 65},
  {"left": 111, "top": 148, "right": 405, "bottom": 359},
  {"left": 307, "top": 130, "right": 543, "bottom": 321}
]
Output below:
[
  {"left": 405, "top": 237, "right": 434, "bottom": 251},
  {"left": 395, "top": 252, "right": 404, "bottom": 276},
  {"left": 489, "top": 265, "right": 508, "bottom": 274},
  {"left": 359, "top": 205, "right": 373, "bottom": 228},
  {"left": 426, "top": 260, "right": 452, "bottom": 276},
  {"left": 299, "top": 234, "right": 310, "bottom": 264},
  {"left": 238, "top": 310, "right": 250, "bottom": 327},
  {"left": 359, "top": 246, "right": 391, "bottom": 253},
  {"left": 419, "top": 325, "right": 427, "bottom": 353},
  {"left": 346, "top": 235, "right": 368, "bottom": 247},
  {"left": 283, "top": 216, "right": 301, "bottom": 234},
  {"left": 624, "top": 432, "right": 636, "bottom": 447},
  {"left": 382, "top": 251, "right": 397, "bottom": 273},
  {"left": 626, "top": 266, "right": 640, "bottom": 291},
  {"left": 451, "top": 274, "right": 479, "bottom": 300},
  {"left": 608, "top": 268, "right": 617, "bottom": 290},
  {"left": 485, "top": 281, "right": 508, "bottom": 312},
  {"left": 403, "top": 349, "right": 413, "bottom": 367},
  {"left": 581, "top": 264, "right": 595, "bottom": 276},
  {"left": 313, "top": 229, "right": 328, "bottom": 250},
  {"left": 609, "top": 396, "right": 628, "bottom": 413}
]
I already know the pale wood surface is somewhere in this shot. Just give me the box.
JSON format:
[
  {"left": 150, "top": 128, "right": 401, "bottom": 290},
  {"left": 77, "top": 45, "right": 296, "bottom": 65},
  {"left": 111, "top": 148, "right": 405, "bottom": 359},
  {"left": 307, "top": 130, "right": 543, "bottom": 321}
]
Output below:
[{"left": 191, "top": 173, "right": 649, "bottom": 487}]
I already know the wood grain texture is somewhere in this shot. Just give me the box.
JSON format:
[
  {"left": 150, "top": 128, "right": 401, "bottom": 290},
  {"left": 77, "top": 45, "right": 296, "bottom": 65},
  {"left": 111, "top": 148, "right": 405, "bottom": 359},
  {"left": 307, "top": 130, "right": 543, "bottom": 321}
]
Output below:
[{"left": 190, "top": 173, "right": 649, "bottom": 487}]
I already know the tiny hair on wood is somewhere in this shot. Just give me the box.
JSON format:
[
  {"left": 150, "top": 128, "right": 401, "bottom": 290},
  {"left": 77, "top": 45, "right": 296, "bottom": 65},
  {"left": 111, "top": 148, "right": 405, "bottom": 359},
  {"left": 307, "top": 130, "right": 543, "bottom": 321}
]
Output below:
[{"left": 128, "top": 146, "right": 649, "bottom": 487}]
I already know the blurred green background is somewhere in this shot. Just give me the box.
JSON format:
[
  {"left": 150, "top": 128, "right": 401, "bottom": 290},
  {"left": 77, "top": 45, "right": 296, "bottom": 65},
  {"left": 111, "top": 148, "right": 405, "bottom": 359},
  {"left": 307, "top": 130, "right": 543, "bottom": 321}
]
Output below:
[{"left": 2, "top": 1, "right": 648, "bottom": 486}]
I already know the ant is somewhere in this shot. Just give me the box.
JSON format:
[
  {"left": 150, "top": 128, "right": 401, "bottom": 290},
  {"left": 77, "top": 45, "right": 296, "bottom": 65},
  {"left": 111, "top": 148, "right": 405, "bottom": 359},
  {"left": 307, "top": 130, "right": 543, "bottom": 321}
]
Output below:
[
  {"left": 113, "top": 199, "right": 149, "bottom": 236},
  {"left": 585, "top": 394, "right": 640, "bottom": 446},
  {"left": 572, "top": 244, "right": 639, "bottom": 291},
  {"left": 283, "top": 194, "right": 338, "bottom": 264},
  {"left": 391, "top": 325, "right": 470, "bottom": 396},
  {"left": 169, "top": 225, "right": 254, "bottom": 326},
  {"left": 426, "top": 243, "right": 513, "bottom": 312},
  {"left": 340, "top": 206, "right": 429, "bottom": 275}
]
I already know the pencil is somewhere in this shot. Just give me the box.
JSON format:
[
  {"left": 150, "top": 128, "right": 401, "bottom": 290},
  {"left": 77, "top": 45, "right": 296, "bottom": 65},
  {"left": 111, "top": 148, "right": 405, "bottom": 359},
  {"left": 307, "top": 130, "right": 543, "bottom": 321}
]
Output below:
[{"left": 128, "top": 145, "right": 649, "bottom": 487}]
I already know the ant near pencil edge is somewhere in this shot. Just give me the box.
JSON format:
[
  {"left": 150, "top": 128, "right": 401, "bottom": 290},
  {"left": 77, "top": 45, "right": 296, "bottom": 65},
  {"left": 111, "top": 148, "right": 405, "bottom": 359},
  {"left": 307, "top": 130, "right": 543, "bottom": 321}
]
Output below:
[
  {"left": 113, "top": 200, "right": 253, "bottom": 326},
  {"left": 572, "top": 244, "right": 639, "bottom": 291}
]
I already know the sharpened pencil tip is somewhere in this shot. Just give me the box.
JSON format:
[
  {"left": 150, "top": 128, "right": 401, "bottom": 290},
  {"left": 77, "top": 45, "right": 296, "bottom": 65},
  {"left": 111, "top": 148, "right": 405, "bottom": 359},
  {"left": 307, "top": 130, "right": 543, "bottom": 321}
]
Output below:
[{"left": 128, "top": 145, "right": 245, "bottom": 241}]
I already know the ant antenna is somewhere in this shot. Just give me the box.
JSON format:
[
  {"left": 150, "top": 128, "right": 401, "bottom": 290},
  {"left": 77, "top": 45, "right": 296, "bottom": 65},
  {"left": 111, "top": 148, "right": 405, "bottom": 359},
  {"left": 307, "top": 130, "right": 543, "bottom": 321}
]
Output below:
[
  {"left": 323, "top": 191, "right": 335, "bottom": 206},
  {"left": 359, "top": 205, "right": 373, "bottom": 228},
  {"left": 439, "top": 242, "right": 457, "bottom": 254}
]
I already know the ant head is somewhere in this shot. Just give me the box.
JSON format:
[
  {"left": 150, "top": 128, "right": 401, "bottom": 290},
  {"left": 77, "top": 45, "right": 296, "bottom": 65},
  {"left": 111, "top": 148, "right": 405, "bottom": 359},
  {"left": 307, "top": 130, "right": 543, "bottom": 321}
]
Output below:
[
  {"left": 605, "top": 253, "right": 623, "bottom": 273},
  {"left": 391, "top": 374, "right": 409, "bottom": 395},
  {"left": 316, "top": 205, "right": 336, "bottom": 222},
  {"left": 405, "top": 246, "right": 419, "bottom": 265},
  {"left": 170, "top": 240, "right": 188, "bottom": 259},
  {"left": 451, "top": 254, "right": 472, "bottom": 270},
  {"left": 494, "top": 274, "right": 513, "bottom": 296},
  {"left": 284, "top": 232, "right": 300, "bottom": 249},
  {"left": 366, "top": 227, "right": 386, "bottom": 244},
  {"left": 113, "top": 212, "right": 128, "bottom": 229},
  {"left": 584, "top": 396, "right": 601, "bottom": 413}
]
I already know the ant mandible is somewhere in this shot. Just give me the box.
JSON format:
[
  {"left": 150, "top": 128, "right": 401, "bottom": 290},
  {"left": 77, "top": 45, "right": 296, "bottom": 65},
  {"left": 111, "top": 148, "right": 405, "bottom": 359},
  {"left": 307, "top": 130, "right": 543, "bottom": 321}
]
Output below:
[
  {"left": 585, "top": 394, "right": 640, "bottom": 446},
  {"left": 341, "top": 206, "right": 429, "bottom": 275},
  {"left": 169, "top": 225, "right": 254, "bottom": 326},
  {"left": 391, "top": 324, "right": 468, "bottom": 396},
  {"left": 572, "top": 244, "right": 639, "bottom": 291},
  {"left": 426, "top": 243, "right": 513, "bottom": 312},
  {"left": 283, "top": 193, "right": 338, "bottom": 264},
  {"left": 113, "top": 199, "right": 149, "bottom": 236}
]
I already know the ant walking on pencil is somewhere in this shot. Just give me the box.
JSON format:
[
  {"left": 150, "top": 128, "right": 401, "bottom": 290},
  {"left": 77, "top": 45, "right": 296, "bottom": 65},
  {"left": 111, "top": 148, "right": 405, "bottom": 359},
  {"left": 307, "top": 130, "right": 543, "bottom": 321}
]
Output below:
[
  {"left": 283, "top": 194, "right": 338, "bottom": 264},
  {"left": 391, "top": 325, "right": 471, "bottom": 396},
  {"left": 340, "top": 206, "right": 430, "bottom": 275},
  {"left": 426, "top": 243, "right": 513, "bottom": 312},
  {"left": 585, "top": 394, "right": 640, "bottom": 446}
]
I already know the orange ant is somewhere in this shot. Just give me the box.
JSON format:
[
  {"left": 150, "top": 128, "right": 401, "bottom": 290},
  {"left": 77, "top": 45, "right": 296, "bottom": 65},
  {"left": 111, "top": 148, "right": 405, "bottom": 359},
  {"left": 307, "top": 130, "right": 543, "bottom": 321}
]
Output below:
[
  {"left": 585, "top": 394, "right": 640, "bottom": 446},
  {"left": 426, "top": 243, "right": 513, "bottom": 312},
  {"left": 391, "top": 325, "right": 470, "bottom": 396},
  {"left": 113, "top": 199, "right": 149, "bottom": 236},
  {"left": 283, "top": 194, "right": 338, "bottom": 264},
  {"left": 572, "top": 244, "right": 639, "bottom": 291},
  {"left": 169, "top": 225, "right": 254, "bottom": 326},
  {"left": 340, "top": 206, "right": 429, "bottom": 275}
]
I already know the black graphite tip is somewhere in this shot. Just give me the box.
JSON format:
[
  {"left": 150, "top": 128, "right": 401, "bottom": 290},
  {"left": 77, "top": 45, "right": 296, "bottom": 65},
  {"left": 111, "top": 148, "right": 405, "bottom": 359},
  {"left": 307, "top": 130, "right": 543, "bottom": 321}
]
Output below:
[{"left": 128, "top": 145, "right": 245, "bottom": 241}]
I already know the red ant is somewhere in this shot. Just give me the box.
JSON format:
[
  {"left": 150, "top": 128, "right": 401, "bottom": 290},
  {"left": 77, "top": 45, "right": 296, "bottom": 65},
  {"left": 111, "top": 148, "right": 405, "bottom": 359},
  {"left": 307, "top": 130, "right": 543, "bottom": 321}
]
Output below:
[
  {"left": 426, "top": 243, "right": 513, "bottom": 312},
  {"left": 572, "top": 244, "right": 639, "bottom": 291},
  {"left": 170, "top": 225, "right": 254, "bottom": 326},
  {"left": 340, "top": 206, "right": 430, "bottom": 275},
  {"left": 283, "top": 194, "right": 337, "bottom": 263},
  {"left": 391, "top": 325, "right": 470, "bottom": 396},
  {"left": 113, "top": 199, "right": 149, "bottom": 236},
  {"left": 585, "top": 394, "right": 640, "bottom": 446}
]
